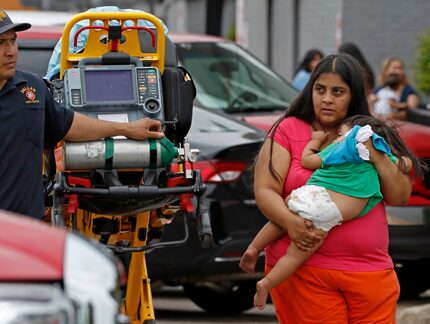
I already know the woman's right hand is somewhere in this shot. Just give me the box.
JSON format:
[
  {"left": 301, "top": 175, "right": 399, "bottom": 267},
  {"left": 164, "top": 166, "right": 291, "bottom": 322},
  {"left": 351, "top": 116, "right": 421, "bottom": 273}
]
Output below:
[
  {"left": 285, "top": 214, "right": 323, "bottom": 250},
  {"left": 254, "top": 140, "right": 323, "bottom": 251}
]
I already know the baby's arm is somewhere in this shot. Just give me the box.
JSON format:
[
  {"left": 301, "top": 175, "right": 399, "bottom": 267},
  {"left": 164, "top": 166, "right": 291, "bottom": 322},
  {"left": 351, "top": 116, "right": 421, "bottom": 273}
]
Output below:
[
  {"left": 389, "top": 99, "right": 409, "bottom": 110},
  {"left": 301, "top": 130, "right": 327, "bottom": 169}
]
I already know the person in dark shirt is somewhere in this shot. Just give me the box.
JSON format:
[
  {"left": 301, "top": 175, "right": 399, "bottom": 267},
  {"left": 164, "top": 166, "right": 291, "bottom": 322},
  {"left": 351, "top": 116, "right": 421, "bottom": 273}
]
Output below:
[
  {"left": 373, "top": 56, "right": 420, "bottom": 120},
  {"left": 0, "top": 10, "right": 164, "bottom": 219}
]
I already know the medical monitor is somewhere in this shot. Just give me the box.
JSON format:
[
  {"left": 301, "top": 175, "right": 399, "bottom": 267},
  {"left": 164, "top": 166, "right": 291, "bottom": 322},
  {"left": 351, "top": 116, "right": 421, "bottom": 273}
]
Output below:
[
  {"left": 63, "top": 65, "right": 164, "bottom": 121},
  {"left": 84, "top": 69, "right": 134, "bottom": 103}
]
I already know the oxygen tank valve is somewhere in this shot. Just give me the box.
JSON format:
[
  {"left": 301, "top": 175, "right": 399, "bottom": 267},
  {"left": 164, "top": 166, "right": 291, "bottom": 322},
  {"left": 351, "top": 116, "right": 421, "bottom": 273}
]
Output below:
[
  {"left": 188, "top": 149, "right": 200, "bottom": 163},
  {"left": 183, "top": 137, "right": 195, "bottom": 179}
]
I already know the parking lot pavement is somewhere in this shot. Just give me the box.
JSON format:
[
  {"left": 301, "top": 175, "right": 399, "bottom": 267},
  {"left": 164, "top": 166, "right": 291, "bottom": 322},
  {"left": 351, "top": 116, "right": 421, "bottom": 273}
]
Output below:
[
  {"left": 397, "top": 290, "right": 430, "bottom": 324},
  {"left": 153, "top": 286, "right": 278, "bottom": 323},
  {"left": 153, "top": 286, "right": 430, "bottom": 323},
  {"left": 397, "top": 302, "right": 430, "bottom": 324}
]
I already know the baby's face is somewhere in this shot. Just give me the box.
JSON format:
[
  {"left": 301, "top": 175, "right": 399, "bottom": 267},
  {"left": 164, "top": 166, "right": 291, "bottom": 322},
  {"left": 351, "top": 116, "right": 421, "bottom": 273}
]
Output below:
[{"left": 333, "top": 124, "right": 351, "bottom": 143}]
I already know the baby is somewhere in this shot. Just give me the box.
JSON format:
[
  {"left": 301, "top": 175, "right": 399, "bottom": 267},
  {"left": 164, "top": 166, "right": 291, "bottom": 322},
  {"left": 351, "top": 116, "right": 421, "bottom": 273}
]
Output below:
[{"left": 374, "top": 73, "right": 401, "bottom": 116}]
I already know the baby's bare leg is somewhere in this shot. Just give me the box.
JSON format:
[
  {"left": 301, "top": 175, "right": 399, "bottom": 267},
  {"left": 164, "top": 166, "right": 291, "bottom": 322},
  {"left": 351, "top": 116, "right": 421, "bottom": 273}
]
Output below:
[
  {"left": 240, "top": 221, "right": 285, "bottom": 273},
  {"left": 254, "top": 228, "right": 327, "bottom": 310}
]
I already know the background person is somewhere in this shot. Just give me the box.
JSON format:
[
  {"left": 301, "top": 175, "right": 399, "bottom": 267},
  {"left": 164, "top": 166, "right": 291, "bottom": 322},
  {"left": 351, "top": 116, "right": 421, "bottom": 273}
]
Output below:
[
  {"left": 338, "top": 42, "right": 375, "bottom": 95},
  {"left": 291, "top": 48, "right": 324, "bottom": 91},
  {"left": 374, "top": 56, "right": 420, "bottom": 119},
  {"left": 0, "top": 10, "right": 164, "bottom": 220},
  {"left": 373, "top": 73, "right": 402, "bottom": 119},
  {"left": 253, "top": 54, "right": 412, "bottom": 323}
]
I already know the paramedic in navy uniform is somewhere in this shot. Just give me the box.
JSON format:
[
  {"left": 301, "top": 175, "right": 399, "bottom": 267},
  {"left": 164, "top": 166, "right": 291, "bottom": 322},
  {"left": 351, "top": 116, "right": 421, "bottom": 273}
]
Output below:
[{"left": 0, "top": 10, "right": 164, "bottom": 219}]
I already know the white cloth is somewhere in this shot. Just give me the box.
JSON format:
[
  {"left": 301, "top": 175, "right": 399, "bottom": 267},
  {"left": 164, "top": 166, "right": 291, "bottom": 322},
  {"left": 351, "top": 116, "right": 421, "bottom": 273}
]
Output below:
[
  {"left": 288, "top": 185, "right": 342, "bottom": 232},
  {"left": 354, "top": 124, "right": 373, "bottom": 161}
]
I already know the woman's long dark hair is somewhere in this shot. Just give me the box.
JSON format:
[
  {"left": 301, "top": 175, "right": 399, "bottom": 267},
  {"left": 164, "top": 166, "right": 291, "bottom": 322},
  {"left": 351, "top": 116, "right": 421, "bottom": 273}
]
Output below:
[
  {"left": 295, "top": 48, "right": 324, "bottom": 74},
  {"left": 266, "top": 54, "right": 372, "bottom": 181},
  {"left": 342, "top": 115, "right": 427, "bottom": 178}
]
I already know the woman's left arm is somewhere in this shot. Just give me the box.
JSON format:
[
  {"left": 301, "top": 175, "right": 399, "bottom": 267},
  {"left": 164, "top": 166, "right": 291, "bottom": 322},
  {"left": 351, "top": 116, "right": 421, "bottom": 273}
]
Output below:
[
  {"left": 367, "top": 143, "right": 412, "bottom": 205},
  {"left": 389, "top": 93, "right": 419, "bottom": 110},
  {"left": 406, "top": 93, "right": 420, "bottom": 109}
]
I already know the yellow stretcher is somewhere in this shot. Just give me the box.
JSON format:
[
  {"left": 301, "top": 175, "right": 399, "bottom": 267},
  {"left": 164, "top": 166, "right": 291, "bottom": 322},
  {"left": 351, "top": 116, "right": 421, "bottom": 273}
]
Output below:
[{"left": 47, "top": 11, "right": 206, "bottom": 324}]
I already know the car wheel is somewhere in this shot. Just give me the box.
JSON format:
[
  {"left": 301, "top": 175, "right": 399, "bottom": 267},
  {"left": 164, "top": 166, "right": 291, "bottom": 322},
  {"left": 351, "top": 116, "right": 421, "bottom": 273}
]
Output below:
[{"left": 183, "top": 281, "right": 256, "bottom": 314}]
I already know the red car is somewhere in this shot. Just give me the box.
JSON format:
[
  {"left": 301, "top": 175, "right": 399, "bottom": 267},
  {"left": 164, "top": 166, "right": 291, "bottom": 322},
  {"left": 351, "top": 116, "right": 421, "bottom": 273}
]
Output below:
[{"left": 0, "top": 210, "right": 128, "bottom": 323}]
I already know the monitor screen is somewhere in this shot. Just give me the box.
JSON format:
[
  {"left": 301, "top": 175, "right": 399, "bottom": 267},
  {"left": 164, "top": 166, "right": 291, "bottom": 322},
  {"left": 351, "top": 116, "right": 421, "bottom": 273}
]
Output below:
[{"left": 84, "top": 69, "right": 134, "bottom": 103}]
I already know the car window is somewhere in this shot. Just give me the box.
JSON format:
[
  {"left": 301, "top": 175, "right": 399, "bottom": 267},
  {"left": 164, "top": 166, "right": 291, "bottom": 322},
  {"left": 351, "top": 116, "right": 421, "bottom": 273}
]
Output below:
[{"left": 176, "top": 41, "right": 298, "bottom": 113}]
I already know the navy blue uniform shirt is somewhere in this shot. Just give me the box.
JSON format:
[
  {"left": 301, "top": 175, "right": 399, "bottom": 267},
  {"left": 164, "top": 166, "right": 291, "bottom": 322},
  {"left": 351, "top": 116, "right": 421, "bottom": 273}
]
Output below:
[{"left": 0, "top": 70, "right": 74, "bottom": 219}]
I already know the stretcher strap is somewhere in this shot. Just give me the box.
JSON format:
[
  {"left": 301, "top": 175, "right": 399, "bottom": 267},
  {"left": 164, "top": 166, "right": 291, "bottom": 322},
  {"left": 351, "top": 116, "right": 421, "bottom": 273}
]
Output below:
[
  {"left": 105, "top": 138, "right": 114, "bottom": 170},
  {"left": 149, "top": 138, "right": 157, "bottom": 169}
]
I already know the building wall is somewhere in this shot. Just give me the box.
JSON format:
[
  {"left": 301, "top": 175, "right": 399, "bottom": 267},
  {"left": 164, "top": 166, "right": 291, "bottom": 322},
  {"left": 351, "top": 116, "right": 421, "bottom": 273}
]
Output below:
[
  {"left": 226, "top": 0, "right": 341, "bottom": 80},
  {"left": 34, "top": 0, "right": 430, "bottom": 89},
  {"left": 246, "top": 0, "right": 430, "bottom": 88},
  {"left": 238, "top": 0, "right": 296, "bottom": 81},
  {"left": 342, "top": 0, "right": 430, "bottom": 88},
  {"left": 298, "top": 0, "right": 342, "bottom": 60},
  {"left": 271, "top": 0, "right": 295, "bottom": 81},
  {"left": 243, "top": 0, "right": 269, "bottom": 63},
  {"left": 221, "top": 0, "right": 236, "bottom": 38},
  {"left": 184, "top": 0, "right": 205, "bottom": 33},
  {"left": 162, "top": 0, "right": 235, "bottom": 37}
]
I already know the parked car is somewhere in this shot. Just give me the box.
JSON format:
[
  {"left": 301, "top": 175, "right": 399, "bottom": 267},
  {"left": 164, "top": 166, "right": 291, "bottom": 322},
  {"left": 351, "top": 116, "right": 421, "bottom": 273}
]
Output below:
[
  {"left": 173, "top": 33, "right": 297, "bottom": 118},
  {"left": 16, "top": 20, "right": 267, "bottom": 314},
  {"left": 0, "top": 209, "right": 128, "bottom": 324},
  {"left": 14, "top": 14, "right": 430, "bottom": 313}
]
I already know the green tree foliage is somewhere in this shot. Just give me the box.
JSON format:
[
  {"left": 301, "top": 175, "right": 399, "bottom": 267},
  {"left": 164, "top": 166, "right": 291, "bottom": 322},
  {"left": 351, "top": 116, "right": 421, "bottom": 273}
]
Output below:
[
  {"left": 416, "top": 30, "right": 430, "bottom": 96},
  {"left": 226, "top": 22, "right": 235, "bottom": 41}
]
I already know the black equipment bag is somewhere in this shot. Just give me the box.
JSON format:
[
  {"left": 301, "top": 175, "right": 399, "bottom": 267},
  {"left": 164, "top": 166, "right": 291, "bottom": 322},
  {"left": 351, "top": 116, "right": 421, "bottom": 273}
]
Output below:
[{"left": 162, "top": 66, "right": 196, "bottom": 144}]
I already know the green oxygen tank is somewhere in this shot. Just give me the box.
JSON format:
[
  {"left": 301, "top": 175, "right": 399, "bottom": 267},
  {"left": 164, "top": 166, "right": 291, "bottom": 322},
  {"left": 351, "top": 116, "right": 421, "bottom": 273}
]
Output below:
[{"left": 62, "top": 137, "right": 178, "bottom": 170}]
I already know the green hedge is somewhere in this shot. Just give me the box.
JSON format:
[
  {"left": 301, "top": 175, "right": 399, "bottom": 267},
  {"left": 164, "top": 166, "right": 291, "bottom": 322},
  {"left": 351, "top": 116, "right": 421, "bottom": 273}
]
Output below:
[{"left": 416, "top": 30, "right": 430, "bottom": 96}]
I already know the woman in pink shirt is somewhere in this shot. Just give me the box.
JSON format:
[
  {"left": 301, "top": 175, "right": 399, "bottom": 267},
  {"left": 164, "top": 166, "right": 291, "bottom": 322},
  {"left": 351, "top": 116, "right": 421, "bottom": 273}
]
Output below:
[{"left": 252, "top": 54, "right": 412, "bottom": 323}]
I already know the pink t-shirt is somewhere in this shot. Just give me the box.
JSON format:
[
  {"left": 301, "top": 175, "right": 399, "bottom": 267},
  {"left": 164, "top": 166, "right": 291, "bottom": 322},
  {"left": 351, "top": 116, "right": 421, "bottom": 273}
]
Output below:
[{"left": 265, "top": 117, "right": 393, "bottom": 271}]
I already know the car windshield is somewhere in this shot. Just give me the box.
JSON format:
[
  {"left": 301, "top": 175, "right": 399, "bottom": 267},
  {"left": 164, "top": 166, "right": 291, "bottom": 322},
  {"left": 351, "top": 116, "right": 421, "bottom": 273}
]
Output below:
[{"left": 176, "top": 41, "right": 298, "bottom": 113}]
